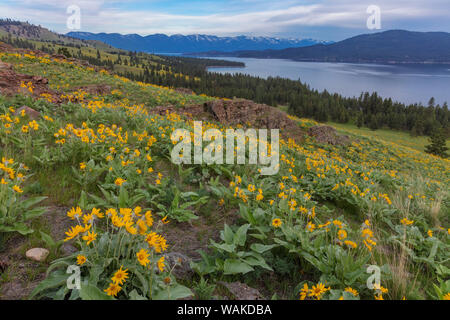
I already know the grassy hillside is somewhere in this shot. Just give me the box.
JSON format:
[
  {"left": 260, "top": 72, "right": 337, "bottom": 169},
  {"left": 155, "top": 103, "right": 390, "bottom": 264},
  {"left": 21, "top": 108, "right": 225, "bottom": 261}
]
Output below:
[
  {"left": 329, "top": 122, "right": 450, "bottom": 153},
  {"left": 0, "top": 20, "right": 115, "bottom": 51},
  {"left": 0, "top": 47, "right": 449, "bottom": 301}
]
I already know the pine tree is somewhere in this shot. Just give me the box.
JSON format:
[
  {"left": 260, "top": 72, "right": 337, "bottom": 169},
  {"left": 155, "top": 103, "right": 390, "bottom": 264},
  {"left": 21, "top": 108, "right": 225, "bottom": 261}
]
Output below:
[
  {"left": 356, "top": 114, "right": 364, "bottom": 128},
  {"left": 425, "top": 129, "right": 449, "bottom": 158}
]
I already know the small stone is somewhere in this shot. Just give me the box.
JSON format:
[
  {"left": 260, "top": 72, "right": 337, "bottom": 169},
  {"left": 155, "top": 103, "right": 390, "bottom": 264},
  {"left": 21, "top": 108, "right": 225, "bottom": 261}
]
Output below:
[
  {"left": 15, "top": 106, "right": 41, "bottom": 120},
  {"left": 25, "top": 248, "right": 49, "bottom": 262},
  {"left": 218, "top": 281, "right": 264, "bottom": 300},
  {"left": 61, "top": 243, "right": 78, "bottom": 256},
  {"left": 164, "top": 252, "right": 193, "bottom": 279}
]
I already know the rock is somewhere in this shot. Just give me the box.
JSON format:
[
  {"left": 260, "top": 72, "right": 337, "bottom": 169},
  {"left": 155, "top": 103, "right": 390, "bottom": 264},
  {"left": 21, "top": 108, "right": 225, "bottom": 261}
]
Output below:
[
  {"left": 151, "top": 98, "right": 306, "bottom": 142},
  {"left": 32, "top": 76, "right": 48, "bottom": 84},
  {"left": 174, "top": 87, "right": 194, "bottom": 95},
  {"left": 164, "top": 252, "right": 193, "bottom": 279},
  {"left": 218, "top": 281, "right": 264, "bottom": 300},
  {"left": 0, "top": 61, "right": 12, "bottom": 71},
  {"left": 61, "top": 243, "right": 78, "bottom": 256},
  {"left": 1, "top": 282, "right": 25, "bottom": 300},
  {"left": 308, "top": 125, "right": 351, "bottom": 146},
  {"left": 25, "top": 248, "right": 49, "bottom": 262},
  {"left": 0, "top": 258, "right": 9, "bottom": 272},
  {"left": 203, "top": 99, "right": 305, "bottom": 141},
  {"left": 0, "top": 65, "right": 56, "bottom": 100},
  {"left": 15, "top": 106, "right": 41, "bottom": 120}
]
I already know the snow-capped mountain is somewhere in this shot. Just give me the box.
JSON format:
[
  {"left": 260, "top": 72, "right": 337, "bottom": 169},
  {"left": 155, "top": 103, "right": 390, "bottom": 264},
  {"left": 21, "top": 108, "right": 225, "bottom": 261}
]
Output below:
[{"left": 67, "top": 32, "right": 331, "bottom": 53}]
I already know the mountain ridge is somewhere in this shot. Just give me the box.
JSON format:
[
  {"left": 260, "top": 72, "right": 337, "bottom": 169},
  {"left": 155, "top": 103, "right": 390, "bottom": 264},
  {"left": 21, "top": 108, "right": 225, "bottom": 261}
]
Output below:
[
  {"left": 189, "top": 30, "right": 450, "bottom": 64},
  {"left": 67, "top": 31, "right": 331, "bottom": 53}
]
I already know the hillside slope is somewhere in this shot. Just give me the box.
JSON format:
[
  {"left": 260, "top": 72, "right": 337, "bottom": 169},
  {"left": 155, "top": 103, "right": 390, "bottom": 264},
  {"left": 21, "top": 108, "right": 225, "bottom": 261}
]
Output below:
[
  {"left": 0, "top": 42, "right": 449, "bottom": 301},
  {"left": 0, "top": 19, "right": 119, "bottom": 51}
]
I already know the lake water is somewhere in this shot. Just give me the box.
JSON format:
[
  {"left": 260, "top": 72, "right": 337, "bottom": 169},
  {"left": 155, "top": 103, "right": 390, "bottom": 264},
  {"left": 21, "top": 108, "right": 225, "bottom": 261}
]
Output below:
[{"left": 204, "top": 57, "right": 450, "bottom": 105}]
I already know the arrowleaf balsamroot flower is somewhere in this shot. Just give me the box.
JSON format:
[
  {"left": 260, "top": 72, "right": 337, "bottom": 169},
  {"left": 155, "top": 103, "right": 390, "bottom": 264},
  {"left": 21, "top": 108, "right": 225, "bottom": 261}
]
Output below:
[
  {"left": 76, "top": 255, "right": 87, "bottom": 265},
  {"left": 136, "top": 249, "right": 150, "bottom": 267},
  {"left": 114, "top": 178, "right": 126, "bottom": 186},
  {"left": 82, "top": 230, "right": 97, "bottom": 245},
  {"left": 157, "top": 256, "right": 165, "bottom": 272},
  {"left": 272, "top": 218, "right": 282, "bottom": 228},
  {"left": 111, "top": 266, "right": 129, "bottom": 285},
  {"left": 104, "top": 282, "right": 122, "bottom": 297}
]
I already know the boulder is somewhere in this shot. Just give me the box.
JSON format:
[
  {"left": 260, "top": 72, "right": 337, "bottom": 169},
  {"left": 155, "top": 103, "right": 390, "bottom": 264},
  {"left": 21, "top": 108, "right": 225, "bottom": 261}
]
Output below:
[
  {"left": 308, "top": 125, "right": 351, "bottom": 146},
  {"left": 25, "top": 248, "right": 49, "bottom": 262},
  {"left": 15, "top": 106, "right": 41, "bottom": 120},
  {"left": 61, "top": 243, "right": 78, "bottom": 256},
  {"left": 218, "top": 281, "right": 264, "bottom": 300}
]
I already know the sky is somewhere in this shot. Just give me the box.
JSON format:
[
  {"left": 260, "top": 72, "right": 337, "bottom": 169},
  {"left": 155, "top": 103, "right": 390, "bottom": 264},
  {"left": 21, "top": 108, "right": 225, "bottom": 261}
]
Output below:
[{"left": 1, "top": 0, "right": 450, "bottom": 41}]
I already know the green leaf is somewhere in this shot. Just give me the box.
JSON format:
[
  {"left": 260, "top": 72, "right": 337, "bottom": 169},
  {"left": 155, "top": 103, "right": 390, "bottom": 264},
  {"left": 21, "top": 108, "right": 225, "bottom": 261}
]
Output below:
[
  {"left": 23, "top": 207, "right": 47, "bottom": 220},
  {"left": 0, "top": 222, "right": 34, "bottom": 235},
  {"left": 223, "top": 224, "right": 234, "bottom": 244},
  {"left": 40, "top": 231, "right": 56, "bottom": 248},
  {"left": 29, "top": 271, "right": 69, "bottom": 299},
  {"left": 88, "top": 265, "right": 104, "bottom": 287},
  {"left": 223, "top": 259, "right": 254, "bottom": 275},
  {"left": 233, "top": 224, "right": 250, "bottom": 247},
  {"left": 250, "top": 243, "right": 276, "bottom": 254},
  {"left": 79, "top": 283, "right": 115, "bottom": 300},
  {"left": 21, "top": 196, "right": 47, "bottom": 209},
  {"left": 129, "top": 289, "right": 147, "bottom": 300},
  {"left": 78, "top": 191, "right": 88, "bottom": 210},
  {"left": 211, "top": 241, "right": 236, "bottom": 253},
  {"left": 153, "top": 284, "right": 193, "bottom": 300}
]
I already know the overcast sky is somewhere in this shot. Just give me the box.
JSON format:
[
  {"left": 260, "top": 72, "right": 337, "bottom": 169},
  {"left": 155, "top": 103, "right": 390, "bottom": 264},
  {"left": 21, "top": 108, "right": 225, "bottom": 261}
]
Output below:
[{"left": 1, "top": 0, "right": 449, "bottom": 41}]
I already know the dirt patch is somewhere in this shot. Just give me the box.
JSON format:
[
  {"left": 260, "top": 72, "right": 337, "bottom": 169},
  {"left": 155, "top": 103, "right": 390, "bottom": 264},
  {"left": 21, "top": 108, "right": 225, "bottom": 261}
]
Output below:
[
  {"left": 162, "top": 214, "right": 236, "bottom": 262},
  {"left": 308, "top": 125, "right": 351, "bottom": 146},
  {"left": 71, "top": 84, "right": 112, "bottom": 96},
  {"left": 0, "top": 206, "right": 72, "bottom": 300}
]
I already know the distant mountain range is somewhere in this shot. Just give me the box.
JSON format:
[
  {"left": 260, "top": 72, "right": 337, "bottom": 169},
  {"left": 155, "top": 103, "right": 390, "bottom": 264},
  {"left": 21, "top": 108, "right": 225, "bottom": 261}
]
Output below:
[
  {"left": 67, "top": 31, "right": 331, "bottom": 53},
  {"left": 190, "top": 30, "right": 450, "bottom": 64}
]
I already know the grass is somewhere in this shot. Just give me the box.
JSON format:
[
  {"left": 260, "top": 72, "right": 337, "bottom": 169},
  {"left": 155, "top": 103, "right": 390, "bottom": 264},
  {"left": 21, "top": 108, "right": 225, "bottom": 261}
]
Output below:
[{"left": 329, "top": 121, "right": 449, "bottom": 153}]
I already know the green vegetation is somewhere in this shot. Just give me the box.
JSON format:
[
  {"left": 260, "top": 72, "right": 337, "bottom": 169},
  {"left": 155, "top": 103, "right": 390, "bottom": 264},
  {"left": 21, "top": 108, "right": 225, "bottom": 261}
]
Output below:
[
  {"left": 425, "top": 129, "right": 449, "bottom": 158},
  {"left": 0, "top": 49, "right": 448, "bottom": 301},
  {"left": 329, "top": 122, "right": 450, "bottom": 153}
]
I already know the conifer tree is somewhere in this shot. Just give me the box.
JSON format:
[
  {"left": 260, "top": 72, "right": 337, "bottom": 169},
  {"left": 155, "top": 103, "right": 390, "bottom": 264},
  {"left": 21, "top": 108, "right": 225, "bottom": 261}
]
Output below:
[{"left": 425, "top": 129, "right": 449, "bottom": 158}]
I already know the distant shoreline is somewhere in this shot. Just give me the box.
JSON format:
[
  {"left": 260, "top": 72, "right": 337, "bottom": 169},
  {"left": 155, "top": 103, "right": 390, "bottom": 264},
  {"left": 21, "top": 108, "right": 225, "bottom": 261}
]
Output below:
[{"left": 194, "top": 54, "right": 450, "bottom": 66}]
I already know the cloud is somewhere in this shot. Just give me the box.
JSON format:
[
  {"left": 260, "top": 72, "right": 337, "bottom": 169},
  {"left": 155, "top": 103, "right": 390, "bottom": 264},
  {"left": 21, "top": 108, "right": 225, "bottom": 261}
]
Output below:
[{"left": 1, "top": 0, "right": 449, "bottom": 38}]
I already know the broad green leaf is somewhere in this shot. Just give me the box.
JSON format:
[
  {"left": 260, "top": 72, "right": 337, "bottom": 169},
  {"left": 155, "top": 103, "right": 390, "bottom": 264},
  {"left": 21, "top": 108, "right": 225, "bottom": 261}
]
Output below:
[
  {"left": 233, "top": 224, "right": 250, "bottom": 247},
  {"left": 29, "top": 271, "right": 69, "bottom": 299},
  {"left": 250, "top": 243, "right": 276, "bottom": 254},
  {"left": 129, "top": 289, "right": 147, "bottom": 300},
  {"left": 153, "top": 284, "right": 193, "bottom": 300},
  {"left": 79, "top": 283, "right": 115, "bottom": 300},
  {"left": 223, "top": 259, "right": 254, "bottom": 275}
]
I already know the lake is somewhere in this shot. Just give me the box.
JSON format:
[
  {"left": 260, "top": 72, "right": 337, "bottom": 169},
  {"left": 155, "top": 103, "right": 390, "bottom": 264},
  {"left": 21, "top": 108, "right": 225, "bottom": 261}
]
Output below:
[{"left": 204, "top": 57, "right": 450, "bottom": 105}]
